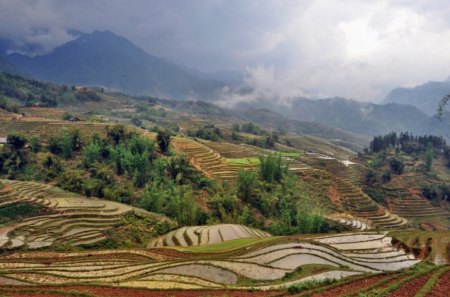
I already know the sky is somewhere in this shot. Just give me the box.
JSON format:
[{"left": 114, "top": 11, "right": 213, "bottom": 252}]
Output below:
[{"left": 1, "top": 0, "right": 450, "bottom": 102}]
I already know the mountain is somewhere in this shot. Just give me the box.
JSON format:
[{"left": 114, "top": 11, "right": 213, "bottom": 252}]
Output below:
[
  {"left": 6, "top": 30, "right": 225, "bottom": 100},
  {"left": 0, "top": 38, "right": 14, "bottom": 56},
  {"left": 240, "top": 108, "right": 369, "bottom": 151},
  {"left": 238, "top": 96, "right": 450, "bottom": 140},
  {"left": 384, "top": 81, "right": 450, "bottom": 115},
  {"left": 238, "top": 97, "right": 428, "bottom": 135},
  {"left": 0, "top": 57, "right": 18, "bottom": 74}
]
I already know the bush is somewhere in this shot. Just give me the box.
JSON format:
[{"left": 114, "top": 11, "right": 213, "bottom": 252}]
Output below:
[
  {"left": 156, "top": 129, "right": 171, "bottom": 153},
  {"left": 62, "top": 111, "right": 73, "bottom": 121},
  {"left": 389, "top": 158, "right": 404, "bottom": 174},
  {"left": 422, "top": 184, "right": 439, "bottom": 200},
  {"left": 259, "top": 154, "right": 286, "bottom": 183},
  {"left": 7, "top": 134, "right": 27, "bottom": 150}
]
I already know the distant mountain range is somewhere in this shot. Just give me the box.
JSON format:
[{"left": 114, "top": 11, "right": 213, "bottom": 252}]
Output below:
[
  {"left": 5, "top": 30, "right": 226, "bottom": 100},
  {"left": 237, "top": 96, "right": 450, "bottom": 140},
  {"left": 384, "top": 80, "right": 450, "bottom": 116}
]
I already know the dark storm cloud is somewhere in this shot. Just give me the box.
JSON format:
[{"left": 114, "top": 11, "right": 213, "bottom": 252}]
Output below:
[{"left": 1, "top": 0, "right": 450, "bottom": 102}]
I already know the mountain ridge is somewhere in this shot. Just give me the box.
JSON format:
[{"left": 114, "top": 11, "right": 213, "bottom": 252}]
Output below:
[{"left": 6, "top": 30, "right": 226, "bottom": 100}]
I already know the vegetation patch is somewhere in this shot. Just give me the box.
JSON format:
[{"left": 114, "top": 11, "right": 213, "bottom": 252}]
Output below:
[{"left": 0, "top": 202, "right": 53, "bottom": 226}]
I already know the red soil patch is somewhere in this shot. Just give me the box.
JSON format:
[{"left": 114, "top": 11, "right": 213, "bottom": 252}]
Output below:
[
  {"left": 387, "top": 271, "right": 435, "bottom": 297},
  {"left": 310, "top": 274, "right": 390, "bottom": 297},
  {"left": 427, "top": 270, "right": 450, "bottom": 297},
  {"left": 327, "top": 185, "right": 342, "bottom": 207},
  {"left": 0, "top": 293, "right": 64, "bottom": 297},
  {"left": 420, "top": 222, "right": 436, "bottom": 231},
  {"left": 0, "top": 286, "right": 280, "bottom": 297},
  {"left": 1, "top": 185, "right": 13, "bottom": 192},
  {"left": 408, "top": 188, "right": 421, "bottom": 196}
]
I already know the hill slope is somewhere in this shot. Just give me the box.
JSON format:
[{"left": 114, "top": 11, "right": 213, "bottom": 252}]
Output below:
[{"left": 239, "top": 96, "right": 450, "bottom": 140}]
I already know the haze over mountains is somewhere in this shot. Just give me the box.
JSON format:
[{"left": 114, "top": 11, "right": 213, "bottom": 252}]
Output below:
[
  {"left": 1, "top": 30, "right": 450, "bottom": 141},
  {"left": 384, "top": 80, "right": 450, "bottom": 116}
]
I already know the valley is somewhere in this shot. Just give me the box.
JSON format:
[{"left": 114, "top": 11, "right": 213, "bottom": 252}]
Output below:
[
  {"left": 1, "top": 3, "right": 450, "bottom": 294},
  {"left": 0, "top": 74, "right": 449, "bottom": 296}
]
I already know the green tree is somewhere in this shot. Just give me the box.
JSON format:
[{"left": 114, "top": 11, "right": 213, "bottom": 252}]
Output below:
[
  {"left": 237, "top": 169, "right": 256, "bottom": 203},
  {"left": 389, "top": 158, "right": 404, "bottom": 174},
  {"left": 82, "top": 140, "right": 102, "bottom": 168},
  {"left": 6, "top": 134, "right": 27, "bottom": 150},
  {"left": 62, "top": 112, "right": 72, "bottom": 121},
  {"left": 107, "top": 124, "right": 127, "bottom": 145},
  {"left": 437, "top": 93, "right": 450, "bottom": 120},
  {"left": 425, "top": 145, "right": 433, "bottom": 172},
  {"left": 156, "top": 130, "right": 171, "bottom": 153},
  {"left": 29, "top": 136, "right": 41, "bottom": 153},
  {"left": 259, "top": 154, "right": 285, "bottom": 183}
]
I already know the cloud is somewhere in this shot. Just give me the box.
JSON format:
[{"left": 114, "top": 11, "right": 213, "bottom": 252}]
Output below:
[
  {"left": 1, "top": 0, "right": 450, "bottom": 102},
  {"left": 218, "top": 65, "right": 308, "bottom": 107}
]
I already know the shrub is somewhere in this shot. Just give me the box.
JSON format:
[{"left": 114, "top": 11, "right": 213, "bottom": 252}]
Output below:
[
  {"left": 422, "top": 184, "right": 439, "bottom": 200},
  {"left": 62, "top": 111, "right": 73, "bottom": 120},
  {"left": 237, "top": 169, "right": 256, "bottom": 203},
  {"left": 389, "top": 158, "right": 404, "bottom": 174},
  {"left": 156, "top": 129, "right": 171, "bottom": 153},
  {"left": 6, "top": 134, "right": 27, "bottom": 150},
  {"left": 259, "top": 154, "right": 286, "bottom": 183}
]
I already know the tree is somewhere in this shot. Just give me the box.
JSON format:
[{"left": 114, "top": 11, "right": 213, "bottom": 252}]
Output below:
[
  {"left": 259, "top": 154, "right": 285, "bottom": 183},
  {"left": 425, "top": 146, "right": 434, "bottom": 172},
  {"left": 389, "top": 158, "right": 404, "bottom": 175},
  {"left": 265, "top": 135, "right": 275, "bottom": 149},
  {"left": 59, "top": 129, "right": 81, "bottom": 159},
  {"left": 6, "top": 134, "right": 27, "bottom": 150},
  {"left": 156, "top": 130, "right": 171, "bottom": 153},
  {"left": 107, "top": 124, "right": 127, "bottom": 145},
  {"left": 237, "top": 169, "right": 256, "bottom": 203},
  {"left": 29, "top": 136, "right": 41, "bottom": 153},
  {"left": 62, "top": 112, "right": 72, "bottom": 121},
  {"left": 82, "top": 140, "right": 102, "bottom": 168},
  {"left": 437, "top": 93, "right": 450, "bottom": 120}
]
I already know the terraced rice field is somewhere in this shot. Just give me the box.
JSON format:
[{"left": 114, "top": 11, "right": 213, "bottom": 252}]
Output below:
[
  {"left": 298, "top": 169, "right": 407, "bottom": 229},
  {"left": 0, "top": 119, "right": 114, "bottom": 142},
  {"left": 0, "top": 180, "right": 164, "bottom": 249},
  {"left": 389, "top": 189, "right": 449, "bottom": 220},
  {"left": 172, "top": 137, "right": 311, "bottom": 183},
  {"left": 148, "top": 224, "right": 271, "bottom": 247},
  {"left": 303, "top": 154, "right": 363, "bottom": 185},
  {"left": 0, "top": 231, "right": 421, "bottom": 292},
  {"left": 171, "top": 137, "right": 241, "bottom": 183}
]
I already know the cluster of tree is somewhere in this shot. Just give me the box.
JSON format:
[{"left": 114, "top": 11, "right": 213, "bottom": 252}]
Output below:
[
  {"left": 422, "top": 183, "right": 450, "bottom": 202},
  {"left": 0, "top": 126, "right": 212, "bottom": 226},
  {"left": 232, "top": 122, "right": 268, "bottom": 136},
  {"left": 0, "top": 97, "right": 19, "bottom": 113},
  {"left": 244, "top": 134, "right": 278, "bottom": 149},
  {"left": 0, "top": 73, "right": 100, "bottom": 107},
  {"left": 0, "top": 134, "right": 29, "bottom": 178},
  {"left": 369, "top": 132, "right": 446, "bottom": 155},
  {"left": 136, "top": 104, "right": 168, "bottom": 118},
  {"left": 236, "top": 154, "right": 328, "bottom": 235},
  {"left": 187, "top": 124, "right": 223, "bottom": 141}
]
